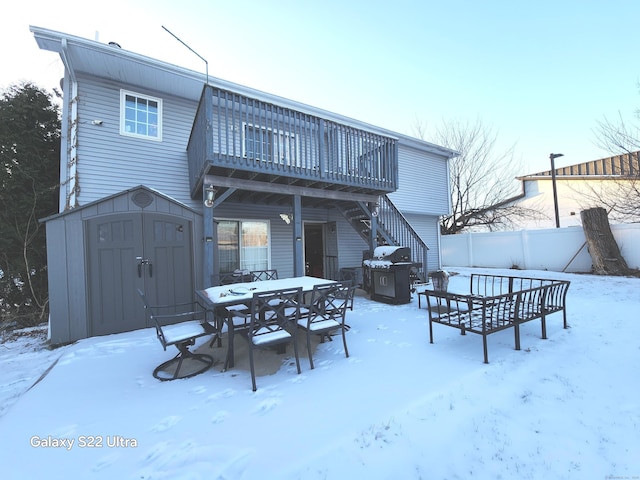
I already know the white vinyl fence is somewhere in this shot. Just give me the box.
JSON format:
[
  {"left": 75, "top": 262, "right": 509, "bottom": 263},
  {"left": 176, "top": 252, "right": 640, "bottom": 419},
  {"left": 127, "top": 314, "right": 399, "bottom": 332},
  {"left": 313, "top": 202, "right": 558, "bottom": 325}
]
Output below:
[{"left": 441, "top": 224, "right": 640, "bottom": 273}]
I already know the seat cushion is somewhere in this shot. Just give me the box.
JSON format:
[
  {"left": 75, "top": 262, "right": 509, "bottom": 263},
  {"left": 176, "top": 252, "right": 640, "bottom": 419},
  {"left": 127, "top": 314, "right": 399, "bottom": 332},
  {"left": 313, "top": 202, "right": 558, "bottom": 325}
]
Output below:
[
  {"left": 298, "top": 319, "right": 340, "bottom": 332},
  {"left": 226, "top": 304, "right": 249, "bottom": 312},
  {"left": 252, "top": 329, "right": 291, "bottom": 345},
  {"left": 161, "top": 321, "right": 206, "bottom": 345}
]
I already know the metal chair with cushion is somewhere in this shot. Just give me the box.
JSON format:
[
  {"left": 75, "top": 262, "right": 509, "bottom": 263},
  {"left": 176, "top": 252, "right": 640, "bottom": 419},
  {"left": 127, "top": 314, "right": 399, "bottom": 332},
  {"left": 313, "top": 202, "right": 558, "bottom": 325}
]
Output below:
[
  {"left": 297, "top": 281, "right": 354, "bottom": 369},
  {"left": 137, "top": 289, "right": 220, "bottom": 381},
  {"left": 228, "top": 287, "right": 303, "bottom": 391}
]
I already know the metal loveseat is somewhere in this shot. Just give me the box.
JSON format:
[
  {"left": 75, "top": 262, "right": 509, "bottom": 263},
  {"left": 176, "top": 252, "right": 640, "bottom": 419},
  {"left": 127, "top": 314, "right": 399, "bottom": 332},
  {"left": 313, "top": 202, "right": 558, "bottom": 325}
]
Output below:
[{"left": 422, "top": 273, "right": 570, "bottom": 363}]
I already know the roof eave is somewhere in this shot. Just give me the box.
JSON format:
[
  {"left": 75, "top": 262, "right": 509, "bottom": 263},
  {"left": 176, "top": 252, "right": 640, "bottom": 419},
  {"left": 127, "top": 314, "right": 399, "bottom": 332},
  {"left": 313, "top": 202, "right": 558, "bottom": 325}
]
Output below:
[{"left": 31, "top": 25, "right": 455, "bottom": 151}]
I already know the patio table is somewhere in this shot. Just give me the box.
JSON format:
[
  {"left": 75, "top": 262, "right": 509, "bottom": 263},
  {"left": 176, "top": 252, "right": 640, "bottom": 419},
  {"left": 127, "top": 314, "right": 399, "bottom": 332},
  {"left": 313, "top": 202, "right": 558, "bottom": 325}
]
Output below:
[
  {"left": 196, "top": 276, "right": 338, "bottom": 368},
  {"left": 197, "top": 276, "right": 337, "bottom": 308}
]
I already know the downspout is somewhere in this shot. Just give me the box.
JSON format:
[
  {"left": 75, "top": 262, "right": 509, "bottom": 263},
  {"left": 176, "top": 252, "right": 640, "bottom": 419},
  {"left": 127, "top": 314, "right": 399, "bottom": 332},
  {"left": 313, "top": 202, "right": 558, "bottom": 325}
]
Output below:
[
  {"left": 57, "top": 75, "right": 70, "bottom": 212},
  {"left": 60, "top": 39, "right": 79, "bottom": 210}
]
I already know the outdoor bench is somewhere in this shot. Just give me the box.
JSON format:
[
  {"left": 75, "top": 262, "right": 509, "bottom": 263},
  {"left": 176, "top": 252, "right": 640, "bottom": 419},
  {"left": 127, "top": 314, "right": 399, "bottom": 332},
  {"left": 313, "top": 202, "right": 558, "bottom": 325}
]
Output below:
[{"left": 423, "top": 274, "right": 570, "bottom": 363}]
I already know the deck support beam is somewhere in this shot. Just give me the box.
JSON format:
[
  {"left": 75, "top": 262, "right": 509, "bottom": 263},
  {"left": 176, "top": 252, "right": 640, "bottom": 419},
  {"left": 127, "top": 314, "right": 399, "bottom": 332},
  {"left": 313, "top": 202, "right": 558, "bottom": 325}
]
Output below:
[{"left": 293, "top": 194, "right": 304, "bottom": 277}]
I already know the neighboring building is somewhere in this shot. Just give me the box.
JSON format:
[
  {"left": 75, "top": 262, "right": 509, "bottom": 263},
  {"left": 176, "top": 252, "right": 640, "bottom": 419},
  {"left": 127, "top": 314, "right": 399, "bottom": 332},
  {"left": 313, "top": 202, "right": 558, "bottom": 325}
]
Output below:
[
  {"left": 500, "top": 152, "right": 640, "bottom": 230},
  {"left": 32, "top": 26, "right": 458, "bottom": 344}
]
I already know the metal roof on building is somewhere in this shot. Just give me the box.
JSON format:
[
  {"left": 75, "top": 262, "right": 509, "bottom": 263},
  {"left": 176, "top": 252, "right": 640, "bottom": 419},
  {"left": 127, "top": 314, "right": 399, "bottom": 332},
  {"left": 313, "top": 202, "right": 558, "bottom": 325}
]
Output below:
[{"left": 520, "top": 151, "right": 640, "bottom": 180}]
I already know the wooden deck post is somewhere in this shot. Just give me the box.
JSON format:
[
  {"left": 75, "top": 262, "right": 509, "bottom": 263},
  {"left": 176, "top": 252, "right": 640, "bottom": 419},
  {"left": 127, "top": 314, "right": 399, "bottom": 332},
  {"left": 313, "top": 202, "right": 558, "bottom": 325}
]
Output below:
[{"left": 293, "top": 194, "right": 304, "bottom": 277}]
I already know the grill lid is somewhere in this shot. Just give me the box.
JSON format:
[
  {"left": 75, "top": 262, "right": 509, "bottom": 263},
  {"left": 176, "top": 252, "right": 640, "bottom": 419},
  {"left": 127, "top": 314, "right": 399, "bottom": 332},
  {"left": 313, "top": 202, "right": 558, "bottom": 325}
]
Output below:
[{"left": 373, "top": 246, "right": 410, "bottom": 262}]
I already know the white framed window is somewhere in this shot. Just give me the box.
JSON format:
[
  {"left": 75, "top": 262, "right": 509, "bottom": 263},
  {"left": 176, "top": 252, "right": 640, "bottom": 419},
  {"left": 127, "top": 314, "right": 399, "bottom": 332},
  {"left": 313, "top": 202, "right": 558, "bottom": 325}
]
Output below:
[
  {"left": 120, "top": 90, "right": 162, "bottom": 141},
  {"left": 217, "top": 219, "right": 271, "bottom": 273},
  {"left": 242, "top": 123, "right": 298, "bottom": 165}
]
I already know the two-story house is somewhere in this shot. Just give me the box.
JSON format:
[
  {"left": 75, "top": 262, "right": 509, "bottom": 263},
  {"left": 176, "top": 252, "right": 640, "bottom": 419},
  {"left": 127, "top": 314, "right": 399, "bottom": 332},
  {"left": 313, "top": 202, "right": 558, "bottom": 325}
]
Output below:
[{"left": 32, "top": 26, "right": 458, "bottom": 345}]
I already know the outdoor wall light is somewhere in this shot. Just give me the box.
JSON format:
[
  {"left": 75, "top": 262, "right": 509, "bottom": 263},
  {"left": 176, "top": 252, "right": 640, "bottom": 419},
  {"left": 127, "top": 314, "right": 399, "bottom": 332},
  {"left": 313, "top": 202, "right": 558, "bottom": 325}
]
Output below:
[
  {"left": 204, "top": 184, "right": 216, "bottom": 208},
  {"left": 279, "top": 213, "right": 293, "bottom": 224},
  {"left": 91, "top": 119, "right": 103, "bottom": 125}
]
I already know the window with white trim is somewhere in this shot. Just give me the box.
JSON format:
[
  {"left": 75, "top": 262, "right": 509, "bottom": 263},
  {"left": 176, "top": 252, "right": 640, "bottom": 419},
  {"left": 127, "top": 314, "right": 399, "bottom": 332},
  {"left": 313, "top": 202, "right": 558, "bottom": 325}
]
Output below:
[
  {"left": 120, "top": 90, "right": 162, "bottom": 141},
  {"left": 218, "top": 220, "right": 270, "bottom": 273}
]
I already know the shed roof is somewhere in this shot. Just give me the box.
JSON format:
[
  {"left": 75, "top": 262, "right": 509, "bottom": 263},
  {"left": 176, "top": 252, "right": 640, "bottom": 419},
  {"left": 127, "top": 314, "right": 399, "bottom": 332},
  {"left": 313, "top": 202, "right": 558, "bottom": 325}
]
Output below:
[{"left": 39, "top": 185, "right": 199, "bottom": 223}]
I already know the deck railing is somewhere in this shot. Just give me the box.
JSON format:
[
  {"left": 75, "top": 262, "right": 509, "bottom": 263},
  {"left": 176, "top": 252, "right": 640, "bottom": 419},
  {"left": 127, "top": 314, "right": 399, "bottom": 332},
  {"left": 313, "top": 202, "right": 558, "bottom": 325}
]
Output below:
[
  {"left": 376, "top": 195, "right": 429, "bottom": 279},
  {"left": 187, "top": 85, "right": 398, "bottom": 194}
]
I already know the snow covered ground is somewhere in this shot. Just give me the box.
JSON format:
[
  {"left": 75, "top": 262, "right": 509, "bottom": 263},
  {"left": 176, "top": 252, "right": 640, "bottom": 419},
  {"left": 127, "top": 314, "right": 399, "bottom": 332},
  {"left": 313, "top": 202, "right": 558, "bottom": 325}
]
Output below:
[{"left": 0, "top": 267, "right": 638, "bottom": 479}]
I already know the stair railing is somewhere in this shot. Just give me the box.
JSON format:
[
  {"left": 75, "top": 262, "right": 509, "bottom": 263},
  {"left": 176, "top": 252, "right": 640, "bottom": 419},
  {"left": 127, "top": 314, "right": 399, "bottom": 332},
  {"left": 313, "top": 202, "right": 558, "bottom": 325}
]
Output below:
[
  {"left": 374, "top": 195, "right": 429, "bottom": 280},
  {"left": 336, "top": 196, "right": 430, "bottom": 281}
]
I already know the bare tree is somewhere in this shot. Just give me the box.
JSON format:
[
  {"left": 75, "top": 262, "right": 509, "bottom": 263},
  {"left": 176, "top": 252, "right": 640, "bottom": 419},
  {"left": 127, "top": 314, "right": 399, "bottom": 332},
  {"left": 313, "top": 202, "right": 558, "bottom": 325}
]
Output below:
[
  {"left": 594, "top": 111, "right": 640, "bottom": 154},
  {"left": 414, "top": 118, "right": 543, "bottom": 234},
  {"left": 589, "top": 111, "right": 640, "bottom": 222}
]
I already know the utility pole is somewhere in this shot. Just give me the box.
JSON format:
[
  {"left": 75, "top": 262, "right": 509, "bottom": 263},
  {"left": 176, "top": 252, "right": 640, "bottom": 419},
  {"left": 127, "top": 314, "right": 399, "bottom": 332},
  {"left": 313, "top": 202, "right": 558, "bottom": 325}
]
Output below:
[{"left": 549, "top": 153, "right": 564, "bottom": 228}]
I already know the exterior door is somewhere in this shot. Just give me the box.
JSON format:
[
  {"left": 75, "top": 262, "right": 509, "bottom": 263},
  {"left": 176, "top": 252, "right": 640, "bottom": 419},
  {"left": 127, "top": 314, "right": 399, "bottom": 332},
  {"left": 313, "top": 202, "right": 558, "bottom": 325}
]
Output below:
[
  {"left": 304, "top": 223, "right": 325, "bottom": 278},
  {"left": 303, "top": 222, "right": 339, "bottom": 279},
  {"left": 324, "top": 221, "right": 338, "bottom": 280},
  {"left": 88, "top": 213, "right": 193, "bottom": 336}
]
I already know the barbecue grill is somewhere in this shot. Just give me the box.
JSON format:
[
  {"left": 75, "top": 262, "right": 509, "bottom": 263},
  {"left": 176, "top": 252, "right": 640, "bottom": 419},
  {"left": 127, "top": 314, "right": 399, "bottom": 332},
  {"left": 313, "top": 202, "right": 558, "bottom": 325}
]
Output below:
[{"left": 362, "top": 246, "right": 417, "bottom": 305}]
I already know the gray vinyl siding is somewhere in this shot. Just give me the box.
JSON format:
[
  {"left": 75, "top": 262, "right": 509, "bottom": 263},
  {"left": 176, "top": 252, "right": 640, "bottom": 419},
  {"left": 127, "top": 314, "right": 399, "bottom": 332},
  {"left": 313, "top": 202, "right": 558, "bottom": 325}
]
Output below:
[
  {"left": 74, "top": 75, "right": 199, "bottom": 209},
  {"left": 211, "top": 202, "right": 367, "bottom": 278},
  {"left": 402, "top": 212, "right": 441, "bottom": 272},
  {"left": 389, "top": 143, "right": 450, "bottom": 216},
  {"left": 333, "top": 214, "right": 369, "bottom": 268}
]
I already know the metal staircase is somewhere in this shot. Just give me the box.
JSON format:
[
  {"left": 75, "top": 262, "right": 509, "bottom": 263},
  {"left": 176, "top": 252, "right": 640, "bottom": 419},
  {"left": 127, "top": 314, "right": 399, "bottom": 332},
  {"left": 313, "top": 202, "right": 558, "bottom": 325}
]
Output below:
[{"left": 336, "top": 195, "right": 429, "bottom": 282}]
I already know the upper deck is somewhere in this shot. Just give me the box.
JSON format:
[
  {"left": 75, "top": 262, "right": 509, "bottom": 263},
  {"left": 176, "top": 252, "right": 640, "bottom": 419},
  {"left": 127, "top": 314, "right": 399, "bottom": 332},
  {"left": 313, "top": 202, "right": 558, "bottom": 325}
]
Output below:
[{"left": 187, "top": 85, "right": 398, "bottom": 202}]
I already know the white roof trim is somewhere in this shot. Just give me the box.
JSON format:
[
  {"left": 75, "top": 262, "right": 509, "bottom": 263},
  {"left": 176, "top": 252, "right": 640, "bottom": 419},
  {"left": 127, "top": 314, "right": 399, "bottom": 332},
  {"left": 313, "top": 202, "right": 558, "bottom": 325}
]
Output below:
[{"left": 30, "top": 25, "right": 458, "bottom": 159}]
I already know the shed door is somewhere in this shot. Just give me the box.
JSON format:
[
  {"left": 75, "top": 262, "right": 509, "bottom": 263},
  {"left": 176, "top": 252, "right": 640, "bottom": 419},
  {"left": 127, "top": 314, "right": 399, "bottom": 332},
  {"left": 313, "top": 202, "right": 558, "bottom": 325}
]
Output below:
[{"left": 87, "top": 213, "right": 193, "bottom": 337}]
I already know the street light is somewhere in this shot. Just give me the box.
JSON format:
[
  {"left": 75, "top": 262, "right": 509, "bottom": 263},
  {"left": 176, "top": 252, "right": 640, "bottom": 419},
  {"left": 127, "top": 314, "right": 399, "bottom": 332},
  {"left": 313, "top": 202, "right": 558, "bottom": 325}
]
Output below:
[{"left": 549, "top": 153, "right": 564, "bottom": 228}]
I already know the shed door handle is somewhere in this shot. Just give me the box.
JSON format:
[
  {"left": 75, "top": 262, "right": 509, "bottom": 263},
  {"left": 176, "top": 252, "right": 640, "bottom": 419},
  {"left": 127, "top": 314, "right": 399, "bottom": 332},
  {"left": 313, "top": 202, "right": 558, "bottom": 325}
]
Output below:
[{"left": 136, "top": 256, "right": 143, "bottom": 278}]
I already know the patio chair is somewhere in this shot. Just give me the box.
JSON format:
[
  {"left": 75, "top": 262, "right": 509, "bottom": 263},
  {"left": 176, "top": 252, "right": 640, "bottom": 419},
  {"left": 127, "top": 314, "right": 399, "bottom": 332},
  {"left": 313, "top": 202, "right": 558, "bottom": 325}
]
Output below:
[
  {"left": 297, "top": 281, "right": 354, "bottom": 369},
  {"left": 137, "top": 289, "right": 220, "bottom": 381},
  {"left": 228, "top": 287, "right": 303, "bottom": 391},
  {"left": 217, "top": 270, "right": 252, "bottom": 285},
  {"left": 250, "top": 269, "right": 279, "bottom": 281},
  {"left": 220, "top": 302, "right": 253, "bottom": 370}
]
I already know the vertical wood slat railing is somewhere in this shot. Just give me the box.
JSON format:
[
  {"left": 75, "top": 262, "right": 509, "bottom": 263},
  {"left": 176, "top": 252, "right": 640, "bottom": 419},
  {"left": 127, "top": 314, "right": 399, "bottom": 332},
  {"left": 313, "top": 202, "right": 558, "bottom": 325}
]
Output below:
[
  {"left": 187, "top": 85, "right": 398, "bottom": 195},
  {"left": 376, "top": 195, "right": 429, "bottom": 280}
]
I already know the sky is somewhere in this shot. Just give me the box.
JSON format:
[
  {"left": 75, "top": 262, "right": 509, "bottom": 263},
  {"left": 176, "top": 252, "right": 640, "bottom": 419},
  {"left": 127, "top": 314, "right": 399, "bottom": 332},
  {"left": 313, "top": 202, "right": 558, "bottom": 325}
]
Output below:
[
  {"left": 0, "top": 267, "right": 638, "bottom": 479},
  {"left": 2, "top": 0, "right": 640, "bottom": 174}
]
